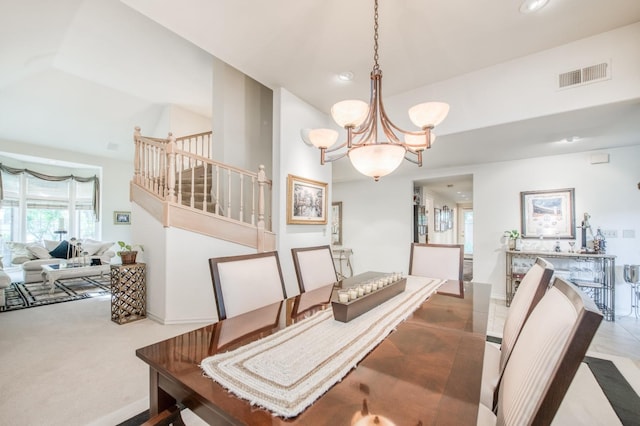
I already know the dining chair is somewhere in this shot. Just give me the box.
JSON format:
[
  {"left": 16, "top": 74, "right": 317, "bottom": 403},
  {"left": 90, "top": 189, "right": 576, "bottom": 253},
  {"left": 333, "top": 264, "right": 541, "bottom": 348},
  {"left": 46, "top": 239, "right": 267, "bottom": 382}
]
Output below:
[
  {"left": 208, "top": 251, "right": 287, "bottom": 320},
  {"left": 480, "top": 257, "right": 554, "bottom": 408},
  {"left": 291, "top": 245, "right": 338, "bottom": 293},
  {"left": 409, "top": 243, "right": 463, "bottom": 280},
  {"left": 477, "top": 277, "right": 603, "bottom": 425}
]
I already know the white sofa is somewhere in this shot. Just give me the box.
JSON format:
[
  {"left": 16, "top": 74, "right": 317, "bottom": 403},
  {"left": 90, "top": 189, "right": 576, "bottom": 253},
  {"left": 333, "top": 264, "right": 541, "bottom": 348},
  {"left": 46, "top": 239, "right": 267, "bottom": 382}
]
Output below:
[
  {"left": 9, "top": 240, "right": 116, "bottom": 284},
  {"left": 0, "top": 268, "right": 10, "bottom": 307}
]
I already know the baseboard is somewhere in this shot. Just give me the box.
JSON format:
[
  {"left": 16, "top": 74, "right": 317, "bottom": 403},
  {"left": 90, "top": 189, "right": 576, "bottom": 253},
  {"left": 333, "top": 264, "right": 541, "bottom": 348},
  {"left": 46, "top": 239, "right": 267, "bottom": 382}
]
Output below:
[{"left": 146, "top": 310, "right": 216, "bottom": 325}]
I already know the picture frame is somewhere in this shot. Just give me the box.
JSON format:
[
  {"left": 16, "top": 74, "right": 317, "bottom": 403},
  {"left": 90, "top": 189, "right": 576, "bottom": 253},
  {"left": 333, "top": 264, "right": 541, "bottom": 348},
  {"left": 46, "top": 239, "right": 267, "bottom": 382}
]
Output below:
[
  {"left": 434, "top": 207, "right": 442, "bottom": 232},
  {"left": 287, "top": 174, "right": 328, "bottom": 225},
  {"left": 331, "top": 202, "right": 343, "bottom": 245},
  {"left": 114, "top": 211, "right": 131, "bottom": 225},
  {"left": 520, "top": 188, "right": 575, "bottom": 239}
]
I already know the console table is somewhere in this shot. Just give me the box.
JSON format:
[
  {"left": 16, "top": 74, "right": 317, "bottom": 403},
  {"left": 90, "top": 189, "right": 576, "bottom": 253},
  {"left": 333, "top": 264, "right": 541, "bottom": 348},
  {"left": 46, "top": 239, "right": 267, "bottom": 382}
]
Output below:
[
  {"left": 110, "top": 263, "right": 146, "bottom": 324},
  {"left": 506, "top": 250, "right": 616, "bottom": 321}
]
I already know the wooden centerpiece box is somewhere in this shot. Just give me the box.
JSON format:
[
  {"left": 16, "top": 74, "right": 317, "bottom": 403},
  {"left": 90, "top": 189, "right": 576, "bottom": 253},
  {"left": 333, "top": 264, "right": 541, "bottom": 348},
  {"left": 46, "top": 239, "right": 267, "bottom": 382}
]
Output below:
[{"left": 332, "top": 273, "right": 406, "bottom": 322}]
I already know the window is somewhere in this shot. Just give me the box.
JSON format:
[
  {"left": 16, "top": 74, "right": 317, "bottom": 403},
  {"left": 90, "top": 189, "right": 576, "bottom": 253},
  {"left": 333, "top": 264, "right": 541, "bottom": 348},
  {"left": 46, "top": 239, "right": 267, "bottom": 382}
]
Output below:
[{"left": 0, "top": 168, "right": 100, "bottom": 249}]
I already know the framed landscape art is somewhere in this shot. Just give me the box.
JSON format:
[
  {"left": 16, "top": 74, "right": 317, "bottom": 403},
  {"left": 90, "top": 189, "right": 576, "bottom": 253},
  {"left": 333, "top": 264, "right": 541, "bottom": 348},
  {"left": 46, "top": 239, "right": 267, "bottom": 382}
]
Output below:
[
  {"left": 287, "top": 174, "right": 328, "bottom": 225},
  {"left": 520, "top": 188, "right": 575, "bottom": 238}
]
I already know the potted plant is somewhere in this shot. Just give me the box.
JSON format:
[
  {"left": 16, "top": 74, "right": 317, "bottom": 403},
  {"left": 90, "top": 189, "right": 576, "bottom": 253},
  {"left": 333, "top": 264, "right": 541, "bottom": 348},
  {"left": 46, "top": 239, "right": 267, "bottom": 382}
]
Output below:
[
  {"left": 117, "top": 241, "right": 143, "bottom": 265},
  {"left": 504, "top": 229, "right": 522, "bottom": 251}
]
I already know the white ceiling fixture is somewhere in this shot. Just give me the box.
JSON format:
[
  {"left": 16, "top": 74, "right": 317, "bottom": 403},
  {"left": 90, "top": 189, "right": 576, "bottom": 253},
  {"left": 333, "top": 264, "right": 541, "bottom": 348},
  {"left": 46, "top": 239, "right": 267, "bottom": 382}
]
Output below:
[
  {"left": 307, "top": 0, "right": 449, "bottom": 181},
  {"left": 520, "top": 0, "right": 550, "bottom": 14}
]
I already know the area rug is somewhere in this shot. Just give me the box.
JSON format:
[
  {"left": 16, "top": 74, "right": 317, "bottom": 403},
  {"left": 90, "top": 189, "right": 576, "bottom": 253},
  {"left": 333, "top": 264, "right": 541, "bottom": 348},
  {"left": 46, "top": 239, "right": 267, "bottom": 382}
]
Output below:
[{"left": 0, "top": 276, "right": 111, "bottom": 312}]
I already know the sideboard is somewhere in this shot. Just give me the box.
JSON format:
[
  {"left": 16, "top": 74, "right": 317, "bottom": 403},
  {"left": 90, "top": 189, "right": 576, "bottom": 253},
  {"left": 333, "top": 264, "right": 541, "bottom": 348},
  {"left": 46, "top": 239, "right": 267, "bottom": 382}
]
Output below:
[{"left": 506, "top": 250, "right": 616, "bottom": 321}]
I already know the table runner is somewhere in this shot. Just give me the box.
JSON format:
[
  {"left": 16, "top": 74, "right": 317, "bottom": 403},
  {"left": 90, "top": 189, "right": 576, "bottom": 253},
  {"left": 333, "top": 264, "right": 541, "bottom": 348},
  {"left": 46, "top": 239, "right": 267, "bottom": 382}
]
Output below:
[{"left": 200, "top": 276, "right": 444, "bottom": 418}]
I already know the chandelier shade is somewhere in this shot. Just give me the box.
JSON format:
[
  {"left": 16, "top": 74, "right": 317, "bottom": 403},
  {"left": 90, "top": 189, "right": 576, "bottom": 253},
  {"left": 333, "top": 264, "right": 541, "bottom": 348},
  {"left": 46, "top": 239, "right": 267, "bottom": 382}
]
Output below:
[
  {"left": 306, "top": 0, "right": 449, "bottom": 181},
  {"left": 331, "top": 100, "right": 369, "bottom": 128},
  {"left": 408, "top": 102, "right": 450, "bottom": 128},
  {"left": 308, "top": 128, "right": 339, "bottom": 149},
  {"left": 348, "top": 143, "right": 406, "bottom": 181}
]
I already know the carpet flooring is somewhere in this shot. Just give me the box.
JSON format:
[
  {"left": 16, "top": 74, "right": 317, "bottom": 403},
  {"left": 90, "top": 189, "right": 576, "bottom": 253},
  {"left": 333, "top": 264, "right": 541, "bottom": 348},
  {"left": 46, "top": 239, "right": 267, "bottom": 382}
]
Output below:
[{"left": 0, "top": 275, "right": 111, "bottom": 312}]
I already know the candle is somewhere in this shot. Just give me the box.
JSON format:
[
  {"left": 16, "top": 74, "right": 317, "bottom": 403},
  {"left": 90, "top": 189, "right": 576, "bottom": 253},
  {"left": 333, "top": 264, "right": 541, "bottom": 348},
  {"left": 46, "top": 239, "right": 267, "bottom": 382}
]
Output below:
[
  {"left": 348, "top": 288, "right": 358, "bottom": 301},
  {"left": 364, "top": 283, "right": 372, "bottom": 294},
  {"left": 357, "top": 286, "right": 365, "bottom": 297},
  {"left": 58, "top": 218, "right": 65, "bottom": 230},
  {"left": 338, "top": 290, "right": 349, "bottom": 303}
]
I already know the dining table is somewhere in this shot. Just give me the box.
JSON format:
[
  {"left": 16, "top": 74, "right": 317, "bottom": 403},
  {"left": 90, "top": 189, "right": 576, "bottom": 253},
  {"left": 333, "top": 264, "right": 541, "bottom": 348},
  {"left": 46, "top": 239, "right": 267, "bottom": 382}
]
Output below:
[{"left": 136, "top": 272, "right": 491, "bottom": 425}]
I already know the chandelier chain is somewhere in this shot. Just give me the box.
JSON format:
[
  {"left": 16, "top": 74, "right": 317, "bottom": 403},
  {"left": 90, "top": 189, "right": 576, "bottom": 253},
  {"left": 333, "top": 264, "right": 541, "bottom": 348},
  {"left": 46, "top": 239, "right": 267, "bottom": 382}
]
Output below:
[{"left": 373, "top": 0, "right": 379, "bottom": 70}]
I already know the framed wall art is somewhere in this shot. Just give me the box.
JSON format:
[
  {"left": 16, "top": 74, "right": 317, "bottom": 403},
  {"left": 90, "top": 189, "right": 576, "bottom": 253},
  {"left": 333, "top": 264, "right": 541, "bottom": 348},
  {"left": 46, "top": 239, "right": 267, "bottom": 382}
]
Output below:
[
  {"left": 331, "top": 202, "right": 343, "bottom": 245},
  {"left": 520, "top": 188, "right": 575, "bottom": 239},
  {"left": 114, "top": 211, "right": 131, "bottom": 225},
  {"left": 287, "top": 174, "right": 328, "bottom": 225},
  {"left": 434, "top": 207, "right": 442, "bottom": 232}
]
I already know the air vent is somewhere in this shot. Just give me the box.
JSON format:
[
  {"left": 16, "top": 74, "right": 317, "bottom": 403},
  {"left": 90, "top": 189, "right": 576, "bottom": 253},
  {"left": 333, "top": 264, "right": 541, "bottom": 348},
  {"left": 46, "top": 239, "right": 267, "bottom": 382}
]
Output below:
[{"left": 558, "top": 62, "right": 610, "bottom": 89}]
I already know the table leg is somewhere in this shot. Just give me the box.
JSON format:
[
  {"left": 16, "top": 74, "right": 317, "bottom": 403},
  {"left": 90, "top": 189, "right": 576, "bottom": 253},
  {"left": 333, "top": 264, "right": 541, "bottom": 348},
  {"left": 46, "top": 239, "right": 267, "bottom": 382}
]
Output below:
[{"left": 149, "top": 367, "right": 176, "bottom": 417}]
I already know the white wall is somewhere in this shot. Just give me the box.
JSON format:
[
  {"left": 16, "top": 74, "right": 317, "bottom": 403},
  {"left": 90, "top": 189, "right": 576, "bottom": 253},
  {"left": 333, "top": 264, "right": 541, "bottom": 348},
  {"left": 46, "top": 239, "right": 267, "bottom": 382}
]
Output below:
[
  {"left": 273, "top": 88, "right": 334, "bottom": 296},
  {"left": 133, "top": 203, "right": 254, "bottom": 324},
  {"left": 332, "top": 175, "right": 414, "bottom": 275},
  {"left": 386, "top": 23, "right": 640, "bottom": 137},
  {"left": 334, "top": 145, "right": 640, "bottom": 312}
]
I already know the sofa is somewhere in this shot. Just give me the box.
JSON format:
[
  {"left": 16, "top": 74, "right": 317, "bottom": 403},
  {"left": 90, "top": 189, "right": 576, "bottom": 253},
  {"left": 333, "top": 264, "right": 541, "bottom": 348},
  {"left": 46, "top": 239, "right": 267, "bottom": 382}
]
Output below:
[
  {"left": 9, "top": 239, "right": 116, "bottom": 284},
  {"left": 0, "top": 267, "right": 10, "bottom": 307}
]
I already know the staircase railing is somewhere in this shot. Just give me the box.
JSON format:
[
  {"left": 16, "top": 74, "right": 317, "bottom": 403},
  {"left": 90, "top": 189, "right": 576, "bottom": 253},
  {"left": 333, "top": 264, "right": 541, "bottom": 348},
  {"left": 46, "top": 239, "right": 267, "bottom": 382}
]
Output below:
[{"left": 133, "top": 127, "right": 272, "bottom": 234}]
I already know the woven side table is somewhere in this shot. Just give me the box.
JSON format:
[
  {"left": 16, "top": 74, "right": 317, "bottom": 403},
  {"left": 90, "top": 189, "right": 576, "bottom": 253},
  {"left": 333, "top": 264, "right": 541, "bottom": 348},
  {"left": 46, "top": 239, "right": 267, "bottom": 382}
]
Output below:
[{"left": 111, "top": 263, "right": 146, "bottom": 324}]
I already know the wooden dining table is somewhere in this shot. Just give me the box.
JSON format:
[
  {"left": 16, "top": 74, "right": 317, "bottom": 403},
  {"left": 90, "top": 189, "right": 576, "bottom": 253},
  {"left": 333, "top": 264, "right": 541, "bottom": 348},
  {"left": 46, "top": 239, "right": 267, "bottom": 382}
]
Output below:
[{"left": 136, "top": 273, "right": 491, "bottom": 425}]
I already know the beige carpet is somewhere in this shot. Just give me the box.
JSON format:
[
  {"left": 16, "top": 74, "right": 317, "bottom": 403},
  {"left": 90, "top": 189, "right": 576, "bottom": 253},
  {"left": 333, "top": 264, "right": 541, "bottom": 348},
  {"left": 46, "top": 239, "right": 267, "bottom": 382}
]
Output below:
[{"left": 0, "top": 295, "right": 208, "bottom": 426}]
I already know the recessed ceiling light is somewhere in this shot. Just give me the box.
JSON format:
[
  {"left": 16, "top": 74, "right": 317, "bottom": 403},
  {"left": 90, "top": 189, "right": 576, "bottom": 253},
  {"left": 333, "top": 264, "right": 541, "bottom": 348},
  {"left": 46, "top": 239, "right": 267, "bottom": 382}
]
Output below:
[
  {"left": 520, "top": 0, "right": 549, "bottom": 14},
  {"left": 338, "top": 71, "right": 354, "bottom": 82},
  {"left": 563, "top": 136, "right": 581, "bottom": 143}
]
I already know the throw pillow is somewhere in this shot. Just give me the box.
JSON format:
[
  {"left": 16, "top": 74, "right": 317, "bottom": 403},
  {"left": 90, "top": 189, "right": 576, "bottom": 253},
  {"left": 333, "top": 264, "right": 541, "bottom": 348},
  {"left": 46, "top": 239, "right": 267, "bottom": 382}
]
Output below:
[
  {"left": 26, "top": 244, "right": 52, "bottom": 260},
  {"left": 80, "top": 241, "right": 102, "bottom": 256},
  {"left": 49, "top": 240, "right": 70, "bottom": 259},
  {"left": 43, "top": 239, "right": 60, "bottom": 251},
  {"left": 8, "top": 242, "right": 36, "bottom": 260},
  {"left": 83, "top": 240, "right": 114, "bottom": 255}
]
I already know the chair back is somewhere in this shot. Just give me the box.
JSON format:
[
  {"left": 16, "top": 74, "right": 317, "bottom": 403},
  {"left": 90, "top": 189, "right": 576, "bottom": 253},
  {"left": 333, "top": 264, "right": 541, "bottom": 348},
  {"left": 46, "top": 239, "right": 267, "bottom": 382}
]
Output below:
[
  {"left": 209, "top": 251, "right": 287, "bottom": 320},
  {"left": 496, "top": 277, "right": 603, "bottom": 425},
  {"left": 499, "top": 257, "right": 554, "bottom": 373},
  {"left": 291, "top": 245, "right": 338, "bottom": 293},
  {"left": 409, "top": 243, "right": 463, "bottom": 281}
]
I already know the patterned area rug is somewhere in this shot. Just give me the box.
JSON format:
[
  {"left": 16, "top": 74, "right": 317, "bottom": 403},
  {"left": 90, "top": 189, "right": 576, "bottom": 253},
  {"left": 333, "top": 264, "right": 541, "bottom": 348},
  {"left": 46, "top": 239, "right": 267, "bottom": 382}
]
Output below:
[{"left": 0, "top": 276, "right": 111, "bottom": 312}]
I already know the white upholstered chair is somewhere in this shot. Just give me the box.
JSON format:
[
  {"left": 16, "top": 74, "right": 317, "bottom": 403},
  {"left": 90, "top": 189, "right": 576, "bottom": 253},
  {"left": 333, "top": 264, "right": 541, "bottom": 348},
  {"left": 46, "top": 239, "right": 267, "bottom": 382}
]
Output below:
[
  {"left": 291, "top": 245, "right": 338, "bottom": 293},
  {"left": 480, "top": 257, "right": 554, "bottom": 408},
  {"left": 409, "top": 243, "right": 463, "bottom": 281},
  {"left": 208, "top": 251, "right": 287, "bottom": 320},
  {"left": 477, "top": 277, "right": 603, "bottom": 425}
]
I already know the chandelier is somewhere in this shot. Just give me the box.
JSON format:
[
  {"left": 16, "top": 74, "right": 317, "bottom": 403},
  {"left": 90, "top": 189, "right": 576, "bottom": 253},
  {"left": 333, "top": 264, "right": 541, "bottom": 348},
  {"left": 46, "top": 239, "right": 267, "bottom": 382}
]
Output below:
[{"left": 308, "top": 0, "right": 449, "bottom": 181}]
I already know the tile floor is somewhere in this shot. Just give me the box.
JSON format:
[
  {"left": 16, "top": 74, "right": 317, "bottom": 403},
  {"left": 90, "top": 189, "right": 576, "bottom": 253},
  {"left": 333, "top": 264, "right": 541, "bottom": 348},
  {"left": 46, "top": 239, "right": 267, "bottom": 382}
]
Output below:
[{"left": 488, "top": 298, "right": 640, "bottom": 369}]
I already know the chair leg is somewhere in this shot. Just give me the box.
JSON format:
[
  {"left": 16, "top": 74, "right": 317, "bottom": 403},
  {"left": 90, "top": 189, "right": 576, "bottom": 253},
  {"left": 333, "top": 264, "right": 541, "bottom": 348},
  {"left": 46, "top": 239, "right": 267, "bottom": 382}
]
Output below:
[{"left": 141, "top": 404, "right": 185, "bottom": 426}]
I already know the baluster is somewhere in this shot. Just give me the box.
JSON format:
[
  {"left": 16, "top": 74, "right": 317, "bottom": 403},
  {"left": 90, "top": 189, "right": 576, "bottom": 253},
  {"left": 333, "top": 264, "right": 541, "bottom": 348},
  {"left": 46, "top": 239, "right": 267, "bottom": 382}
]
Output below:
[
  {"left": 251, "top": 175, "right": 256, "bottom": 225},
  {"left": 215, "top": 165, "right": 220, "bottom": 215},
  {"left": 257, "top": 165, "right": 267, "bottom": 252},
  {"left": 190, "top": 158, "right": 195, "bottom": 208},
  {"left": 227, "top": 169, "right": 232, "bottom": 219},
  {"left": 133, "top": 127, "right": 142, "bottom": 185},
  {"left": 176, "top": 153, "right": 183, "bottom": 204},
  {"left": 166, "top": 133, "right": 176, "bottom": 202},
  {"left": 202, "top": 163, "right": 208, "bottom": 212},
  {"left": 239, "top": 174, "right": 244, "bottom": 221}
]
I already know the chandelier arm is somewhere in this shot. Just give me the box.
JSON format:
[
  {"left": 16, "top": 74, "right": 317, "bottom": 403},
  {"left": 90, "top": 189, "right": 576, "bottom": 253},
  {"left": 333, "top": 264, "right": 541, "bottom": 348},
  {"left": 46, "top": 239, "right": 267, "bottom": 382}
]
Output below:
[
  {"left": 404, "top": 151, "right": 423, "bottom": 166},
  {"left": 325, "top": 140, "right": 349, "bottom": 154},
  {"left": 324, "top": 151, "right": 348, "bottom": 163}
]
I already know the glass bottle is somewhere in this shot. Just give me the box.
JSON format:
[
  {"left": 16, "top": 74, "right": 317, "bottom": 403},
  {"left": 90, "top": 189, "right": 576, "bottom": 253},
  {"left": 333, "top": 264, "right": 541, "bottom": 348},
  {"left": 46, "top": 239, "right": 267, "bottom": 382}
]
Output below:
[{"left": 594, "top": 228, "right": 606, "bottom": 254}]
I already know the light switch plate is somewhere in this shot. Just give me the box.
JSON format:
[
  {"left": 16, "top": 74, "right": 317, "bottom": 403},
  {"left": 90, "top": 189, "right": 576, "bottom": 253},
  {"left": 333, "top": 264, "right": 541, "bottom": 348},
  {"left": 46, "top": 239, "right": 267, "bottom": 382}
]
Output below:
[
  {"left": 622, "top": 229, "right": 636, "bottom": 238},
  {"left": 602, "top": 229, "right": 617, "bottom": 238}
]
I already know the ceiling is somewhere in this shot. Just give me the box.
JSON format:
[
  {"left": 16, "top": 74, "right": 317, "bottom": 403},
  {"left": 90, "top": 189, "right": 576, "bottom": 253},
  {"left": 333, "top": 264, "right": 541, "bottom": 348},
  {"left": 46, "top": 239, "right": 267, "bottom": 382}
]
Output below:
[{"left": 1, "top": 0, "right": 640, "bottom": 200}]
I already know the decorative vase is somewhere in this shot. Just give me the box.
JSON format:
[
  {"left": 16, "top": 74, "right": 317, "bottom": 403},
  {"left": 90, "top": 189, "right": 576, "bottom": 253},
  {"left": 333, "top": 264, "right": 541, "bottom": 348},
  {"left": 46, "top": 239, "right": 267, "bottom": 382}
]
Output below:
[
  {"left": 121, "top": 251, "right": 138, "bottom": 265},
  {"left": 508, "top": 239, "right": 516, "bottom": 250},
  {"left": 515, "top": 238, "right": 523, "bottom": 251}
]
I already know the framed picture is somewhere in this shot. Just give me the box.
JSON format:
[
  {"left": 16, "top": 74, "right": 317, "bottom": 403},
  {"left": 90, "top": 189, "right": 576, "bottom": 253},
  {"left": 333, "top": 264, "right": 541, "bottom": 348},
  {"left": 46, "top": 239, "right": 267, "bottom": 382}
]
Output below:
[
  {"left": 114, "top": 211, "right": 131, "bottom": 225},
  {"left": 520, "top": 188, "right": 575, "bottom": 239},
  {"left": 434, "top": 207, "right": 442, "bottom": 232},
  {"left": 287, "top": 174, "right": 328, "bottom": 225},
  {"left": 331, "top": 202, "right": 343, "bottom": 245}
]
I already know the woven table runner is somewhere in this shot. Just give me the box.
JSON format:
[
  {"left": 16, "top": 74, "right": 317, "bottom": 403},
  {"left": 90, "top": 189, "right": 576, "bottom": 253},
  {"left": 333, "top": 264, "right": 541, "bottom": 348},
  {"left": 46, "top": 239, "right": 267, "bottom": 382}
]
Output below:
[{"left": 200, "top": 276, "right": 444, "bottom": 418}]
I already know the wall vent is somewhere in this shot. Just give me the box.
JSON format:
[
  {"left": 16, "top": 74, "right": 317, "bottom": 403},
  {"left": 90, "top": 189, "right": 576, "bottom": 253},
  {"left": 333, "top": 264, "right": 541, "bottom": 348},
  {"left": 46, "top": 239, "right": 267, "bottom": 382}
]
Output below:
[{"left": 558, "top": 61, "right": 610, "bottom": 89}]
